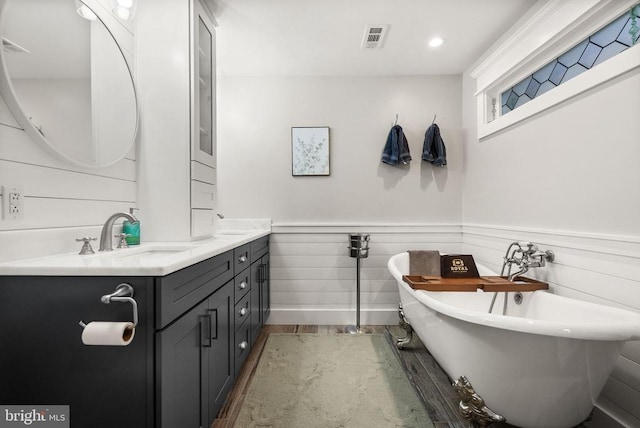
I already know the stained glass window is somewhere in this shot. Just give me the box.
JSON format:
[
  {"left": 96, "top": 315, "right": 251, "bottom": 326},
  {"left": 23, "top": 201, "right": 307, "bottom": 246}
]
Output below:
[{"left": 501, "top": 4, "right": 640, "bottom": 115}]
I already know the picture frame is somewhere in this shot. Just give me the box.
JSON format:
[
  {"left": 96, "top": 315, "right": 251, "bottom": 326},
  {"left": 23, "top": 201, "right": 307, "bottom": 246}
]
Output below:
[{"left": 291, "top": 127, "right": 330, "bottom": 176}]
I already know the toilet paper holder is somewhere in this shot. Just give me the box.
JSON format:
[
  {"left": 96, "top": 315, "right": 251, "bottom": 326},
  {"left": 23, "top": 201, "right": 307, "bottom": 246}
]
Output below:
[{"left": 79, "top": 283, "right": 138, "bottom": 328}]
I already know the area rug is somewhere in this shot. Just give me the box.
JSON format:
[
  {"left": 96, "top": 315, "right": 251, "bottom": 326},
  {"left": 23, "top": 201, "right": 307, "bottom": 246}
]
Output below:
[{"left": 234, "top": 334, "right": 434, "bottom": 428}]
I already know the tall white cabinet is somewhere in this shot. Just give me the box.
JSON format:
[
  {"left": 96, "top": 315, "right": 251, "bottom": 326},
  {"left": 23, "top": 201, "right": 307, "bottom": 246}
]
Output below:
[
  {"left": 191, "top": 1, "right": 217, "bottom": 238},
  {"left": 137, "top": 0, "right": 217, "bottom": 241}
]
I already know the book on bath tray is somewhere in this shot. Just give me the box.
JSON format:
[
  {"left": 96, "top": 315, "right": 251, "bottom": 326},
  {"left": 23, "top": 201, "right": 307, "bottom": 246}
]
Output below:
[
  {"left": 407, "top": 250, "right": 479, "bottom": 278},
  {"left": 440, "top": 254, "right": 480, "bottom": 278}
]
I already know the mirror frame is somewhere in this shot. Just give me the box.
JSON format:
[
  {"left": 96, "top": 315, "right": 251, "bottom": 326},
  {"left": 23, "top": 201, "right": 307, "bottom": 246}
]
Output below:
[{"left": 0, "top": 0, "right": 139, "bottom": 169}]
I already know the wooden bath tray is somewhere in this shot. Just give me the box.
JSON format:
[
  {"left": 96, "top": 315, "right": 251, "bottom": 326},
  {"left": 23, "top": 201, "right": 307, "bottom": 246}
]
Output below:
[{"left": 402, "top": 275, "right": 548, "bottom": 292}]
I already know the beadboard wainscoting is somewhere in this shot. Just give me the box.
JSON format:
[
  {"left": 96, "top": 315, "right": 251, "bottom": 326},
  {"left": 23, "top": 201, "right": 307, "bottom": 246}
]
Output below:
[
  {"left": 462, "top": 224, "right": 640, "bottom": 427},
  {"left": 268, "top": 223, "right": 463, "bottom": 326}
]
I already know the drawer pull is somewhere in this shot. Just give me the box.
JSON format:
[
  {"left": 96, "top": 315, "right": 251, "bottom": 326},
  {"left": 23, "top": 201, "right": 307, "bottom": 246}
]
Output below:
[
  {"left": 238, "top": 340, "right": 248, "bottom": 350},
  {"left": 259, "top": 263, "right": 268, "bottom": 284},
  {"left": 200, "top": 315, "right": 212, "bottom": 348},
  {"left": 208, "top": 308, "right": 218, "bottom": 340},
  {"left": 239, "top": 307, "right": 248, "bottom": 316},
  {"left": 239, "top": 281, "right": 247, "bottom": 290},
  {"left": 238, "top": 255, "right": 247, "bottom": 263}
]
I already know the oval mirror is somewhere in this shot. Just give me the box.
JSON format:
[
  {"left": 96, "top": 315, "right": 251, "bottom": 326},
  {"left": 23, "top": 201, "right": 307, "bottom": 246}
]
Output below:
[{"left": 0, "top": 0, "right": 138, "bottom": 168}]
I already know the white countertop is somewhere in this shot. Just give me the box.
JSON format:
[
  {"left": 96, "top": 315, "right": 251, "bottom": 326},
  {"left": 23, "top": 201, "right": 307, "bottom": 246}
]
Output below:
[{"left": 0, "top": 230, "right": 271, "bottom": 277}]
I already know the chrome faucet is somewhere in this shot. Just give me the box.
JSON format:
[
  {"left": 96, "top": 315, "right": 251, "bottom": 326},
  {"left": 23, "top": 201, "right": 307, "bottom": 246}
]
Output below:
[
  {"left": 504, "top": 242, "right": 554, "bottom": 281},
  {"left": 99, "top": 212, "right": 137, "bottom": 251},
  {"left": 488, "top": 241, "right": 555, "bottom": 314}
]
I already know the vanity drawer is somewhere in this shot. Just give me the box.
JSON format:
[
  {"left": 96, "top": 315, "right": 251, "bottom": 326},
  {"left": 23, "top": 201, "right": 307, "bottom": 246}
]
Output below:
[
  {"left": 234, "top": 321, "right": 251, "bottom": 377},
  {"left": 155, "top": 251, "right": 233, "bottom": 329},
  {"left": 250, "top": 235, "right": 269, "bottom": 261},
  {"left": 234, "top": 293, "right": 251, "bottom": 330},
  {"left": 234, "top": 244, "right": 251, "bottom": 273},
  {"left": 234, "top": 268, "right": 250, "bottom": 303}
]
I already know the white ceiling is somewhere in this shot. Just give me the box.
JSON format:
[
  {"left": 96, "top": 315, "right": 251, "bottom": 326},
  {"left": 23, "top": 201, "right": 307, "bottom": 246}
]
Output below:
[{"left": 214, "top": 0, "right": 540, "bottom": 77}]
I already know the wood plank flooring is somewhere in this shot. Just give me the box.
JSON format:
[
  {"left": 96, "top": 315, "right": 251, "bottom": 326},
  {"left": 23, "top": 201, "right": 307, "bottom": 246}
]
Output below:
[
  {"left": 212, "top": 325, "right": 619, "bottom": 428},
  {"left": 383, "top": 327, "right": 469, "bottom": 428}
]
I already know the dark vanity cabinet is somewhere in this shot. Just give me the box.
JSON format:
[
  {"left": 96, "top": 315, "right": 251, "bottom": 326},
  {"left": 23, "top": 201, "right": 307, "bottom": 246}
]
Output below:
[
  {"left": 155, "top": 235, "right": 271, "bottom": 428},
  {"left": 232, "top": 243, "right": 252, "bottom": 377},
  {"left": 0, "top": 235, "right": 270, "bottom": 428},
  {"left": 250, "top": 236, "right": 270, "bottom": 344},
  {"left": 231, "top": 235, "right": 271, "bottom": 377},
  {"left": 0, "top": 275, "right": 156, "bottom": 428},
  {"left": 155, "top": 251, "right": 235, "bottom": 428}
]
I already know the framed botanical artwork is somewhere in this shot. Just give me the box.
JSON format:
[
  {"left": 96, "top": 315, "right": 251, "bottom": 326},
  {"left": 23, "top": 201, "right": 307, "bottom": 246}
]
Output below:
[{"left": 291, "top": 127, "right": 330, "bottom": 176}]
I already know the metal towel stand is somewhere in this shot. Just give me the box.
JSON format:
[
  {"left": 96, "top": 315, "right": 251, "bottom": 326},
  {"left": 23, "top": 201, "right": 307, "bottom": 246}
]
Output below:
[{"left": 346, "top": 233, "right": 370, "bottom": 334}]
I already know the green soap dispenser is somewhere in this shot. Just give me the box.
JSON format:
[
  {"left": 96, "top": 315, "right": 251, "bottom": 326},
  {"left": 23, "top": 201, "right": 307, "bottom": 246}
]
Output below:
[{"left": 123, "top": 207, "right": 140, "bottom": 245}]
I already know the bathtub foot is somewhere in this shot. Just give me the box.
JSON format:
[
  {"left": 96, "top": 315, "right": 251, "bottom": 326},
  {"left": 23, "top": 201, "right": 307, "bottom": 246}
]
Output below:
[
  {"left": 453, "top": 376, "right": 505, "bottom": 427},
  {"left": 396, "top": 303, "right": 413, "bottom": 349}
]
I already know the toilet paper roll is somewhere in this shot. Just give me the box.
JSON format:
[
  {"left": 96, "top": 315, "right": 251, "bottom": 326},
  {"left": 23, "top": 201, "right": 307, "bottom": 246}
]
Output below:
[{"left": 81, "top": 321, "right": 135, "bottom": 346}]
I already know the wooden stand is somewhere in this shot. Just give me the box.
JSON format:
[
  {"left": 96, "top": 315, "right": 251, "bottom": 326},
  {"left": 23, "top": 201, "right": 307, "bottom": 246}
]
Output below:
[{"left": 402, "top": 275, "right": 548, "bottom": 292}]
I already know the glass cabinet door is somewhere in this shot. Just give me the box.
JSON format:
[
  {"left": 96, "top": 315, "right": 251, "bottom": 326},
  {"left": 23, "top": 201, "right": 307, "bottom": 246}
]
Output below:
[{"left": 193, "top": 2, "right": 216, "bottom": 168}]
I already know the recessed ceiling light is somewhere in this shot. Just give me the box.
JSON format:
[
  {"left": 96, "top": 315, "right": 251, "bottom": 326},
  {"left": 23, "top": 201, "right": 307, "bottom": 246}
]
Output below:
[{"left": 428, "top": 37, "right": 444, "bottom": 47}]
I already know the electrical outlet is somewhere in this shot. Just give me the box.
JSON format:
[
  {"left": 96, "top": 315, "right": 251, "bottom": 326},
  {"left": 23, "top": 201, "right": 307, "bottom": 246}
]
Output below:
[{"left": 2, "top": 186, "right": 24, "bottom": 220}]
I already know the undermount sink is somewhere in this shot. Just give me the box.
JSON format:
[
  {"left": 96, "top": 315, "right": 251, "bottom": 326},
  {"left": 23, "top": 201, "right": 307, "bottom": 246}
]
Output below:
[
  {"left": 109, "top": 245, "right": 198, "bottom": 260},
  {"left": 214, "top": 230, "right": 251, "bottom": 237}
]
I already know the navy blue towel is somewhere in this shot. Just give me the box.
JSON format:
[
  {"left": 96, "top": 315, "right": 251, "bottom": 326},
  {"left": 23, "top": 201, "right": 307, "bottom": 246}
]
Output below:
[
  {"left": 422, "top": 123, "right": 446, "bottom": 167},
  {"left": 381, "top": 125, "right": 411, "bottom": 166}
]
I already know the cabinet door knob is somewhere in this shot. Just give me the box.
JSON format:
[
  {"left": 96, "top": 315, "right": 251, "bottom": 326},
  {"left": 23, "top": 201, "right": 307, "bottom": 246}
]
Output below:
[
  {"left": 239, "top": 281, "right": 247, "bottom": 290},
  {"left": 238, "top": 340, "right": 248, "bottom": 350},
  {"left": 239, "top": 307, "right": 247, "bottom": 316},
  {"left": 238, "top": 255, "right": 247, "bottom": 263}
]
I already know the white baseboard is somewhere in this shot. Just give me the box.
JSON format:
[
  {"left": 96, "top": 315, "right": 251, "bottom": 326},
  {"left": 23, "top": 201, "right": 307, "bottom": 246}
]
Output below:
[{"left": 266, "top": 308, "right": 399, "bottom": 326}]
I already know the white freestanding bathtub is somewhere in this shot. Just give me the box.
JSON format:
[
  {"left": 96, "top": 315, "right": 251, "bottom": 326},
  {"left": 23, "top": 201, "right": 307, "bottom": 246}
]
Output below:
[{"left": 388, "top": 252, "right": 640, "bottom": 428}]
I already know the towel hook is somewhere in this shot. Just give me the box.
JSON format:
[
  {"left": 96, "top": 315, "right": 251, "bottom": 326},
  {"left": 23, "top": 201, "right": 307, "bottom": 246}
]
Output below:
[
  {"left": 394, "top": 114, "right": 398, "bottom": 126},
  {"left": 431, "top": 114, "right": 437, "bottom": 125}
]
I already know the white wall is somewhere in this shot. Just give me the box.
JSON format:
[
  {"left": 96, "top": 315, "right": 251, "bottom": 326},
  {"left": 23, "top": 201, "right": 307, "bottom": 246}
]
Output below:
[
  {"left": 461, "top": 66, "right": 640, "bottom": 426},
  {"left": 217, "top": 75, "right": 463, "bottom": 223},
  {"left": 217, "top": 75, "right": 464, "bottom": 324},
  {"left": 463, "top": 69, "right": 640, "bottom": 236}
]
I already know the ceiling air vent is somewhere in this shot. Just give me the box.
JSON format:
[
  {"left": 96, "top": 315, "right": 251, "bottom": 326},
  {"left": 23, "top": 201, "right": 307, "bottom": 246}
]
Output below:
[
  {"left": 2, "top": 38, "right": 30, "bottom": 54},
  {"left": 362, "top": 25, "right": 389, "bottom": 49}
]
